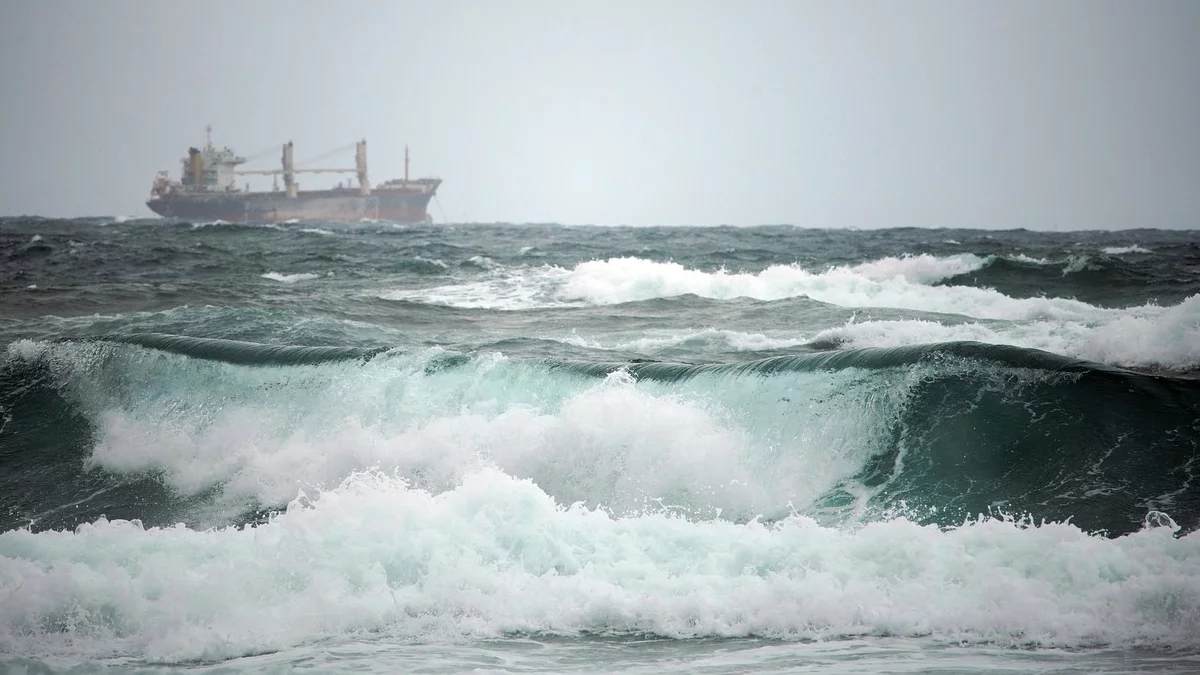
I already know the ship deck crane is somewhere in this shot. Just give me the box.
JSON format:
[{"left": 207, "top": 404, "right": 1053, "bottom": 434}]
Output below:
[
  {"left": 234, "top": 140, "right": 372, "bottom": 197},
  {"left": 235, "top": 168, "right": 357, "bottom": 175}
]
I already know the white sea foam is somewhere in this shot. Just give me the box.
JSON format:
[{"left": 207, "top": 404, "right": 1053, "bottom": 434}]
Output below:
[
  {"left": 413, "top": 255, "right": 449, "bottom": 269},
  {"left": 622, "top": 328, "right": 810, "bottom": 354},
  {"left": 553, "top": 256, "right": 1127, "bottom": 323},
  {"left": 549, "top": 254, "right": 1132, "bottom": 324},
  {"left": 549, "top": 293, "right": 1198, "bottom": 371},
  {"left": 376, "top": 254, "right": 1199, "bottom": 369},
  {"left": 1, "top": 470, "right": 1196, "bottom": 663},
  {"left": 1061, "top": 255, "right": 1098, "bottom": 276},
  {"left": 1071, "top": 294, "right": 1200, "bottom": 369},
  {"left": 812, "top": 294, "right": 1200, "bottom": 371},
  {"left": 261, "top": 271, "right": 320, "bottom": 283},
  {"left": 467, "top": 255, "right": 501, "bottom": 270},
  {"left": 560, "top": 328, "right": 810, "bottom": 355},
  {"left": 383, "top": 254, "right": 1109, "bottom": 321},
  {"left": 557, "top": 255, "right": 996, "bottom": 309},
  {"left": 1102, "top": 245, "right": 1152, "bottom": 255},
  {"left": 1010, "top": 253, "right": 1051, "bottom": 265},
  {"left": 382, "top": 267, "right": 570, "bottom": 309}
]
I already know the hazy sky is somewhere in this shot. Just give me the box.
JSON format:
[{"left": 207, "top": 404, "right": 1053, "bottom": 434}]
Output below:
[{"left": 1, "top": 1, "right": 1198, "bottom": 228}]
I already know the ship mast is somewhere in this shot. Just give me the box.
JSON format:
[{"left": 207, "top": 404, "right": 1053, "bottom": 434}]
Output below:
[
  {"left": 283, "top": 141, "right": 296, "bottom": 198},
  {"left": 234, "top": 139, "right": 383, "bottom": 198},
  {"left": 356, "top": 139, "right": 371, "bottom": 196}
]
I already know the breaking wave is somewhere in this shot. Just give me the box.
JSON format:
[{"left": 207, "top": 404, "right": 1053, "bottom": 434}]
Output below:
[
  {"left": 808, "top": 293, "right": 1200, "bottom": 373},
  {"left": 1, "top": 471, "right": 1196, "bottom": 663},
  {"left": 4, "top": 338, "right": 1197, "bottom": 537},
  {"left": 261, "top": 271, "right": 321, "bottom": 283},
  {"left": 1103, "top": 245, "right": 1153, "bottom": 255},
  {"left": 2, "top": 330, "right": 1199, "bottom": 663},
  {"left": 379, "top": 254, "right": 1200, "bottom": 372},
  {"left": 382, "top": 254, "right": 1170, "bottom": 319}
]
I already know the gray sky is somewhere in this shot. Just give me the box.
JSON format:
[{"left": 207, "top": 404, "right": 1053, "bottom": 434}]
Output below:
[{"left": 1, "top": 1, "right": 1198, "bottom": 228}]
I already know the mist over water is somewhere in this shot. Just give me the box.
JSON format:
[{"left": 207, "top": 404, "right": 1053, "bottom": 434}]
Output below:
[{"left": 2, "top": 218, "right": 1199, "bottom": 673}]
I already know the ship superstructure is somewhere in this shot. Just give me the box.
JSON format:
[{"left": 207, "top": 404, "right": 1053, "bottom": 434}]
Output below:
[{"left": 147, "top": 126, "right": 441, "bottom": 223}]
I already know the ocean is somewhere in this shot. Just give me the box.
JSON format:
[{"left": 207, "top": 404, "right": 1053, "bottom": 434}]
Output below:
[{"left": 1, "top": 217, "right": 1198, "bottom": 674}]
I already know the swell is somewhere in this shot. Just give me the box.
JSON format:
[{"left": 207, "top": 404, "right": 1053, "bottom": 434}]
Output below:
[
  {"left": 940, "top": 255, "right": 1200, "bottom": 307},
  {"left": 3, "top": 337, "right": 1198, "bottom": 538},
  {"left": 558, "top": 341, "right": 1109, "bottom": 380},
  {"left": 49, "top": 332, "right": 1138, "bottom": 374},
  {"left": 69, "top": 333, "right": 387, "bottom": 366}
]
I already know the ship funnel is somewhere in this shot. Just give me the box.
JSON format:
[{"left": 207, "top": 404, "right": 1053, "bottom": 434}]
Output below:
[
  {"left": 282, "top": 141, "right": 296, "bottom": 198},
  {"left": 356, "top": 139, "right": 370, "bottom": 196},
  {"left": 188, "top": 147, "right": 204, "bottom": 187}
]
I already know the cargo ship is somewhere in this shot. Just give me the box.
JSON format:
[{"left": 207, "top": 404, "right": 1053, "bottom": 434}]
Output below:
[{"left": 146, "top": 127, "right": 442, "bottom": 223}]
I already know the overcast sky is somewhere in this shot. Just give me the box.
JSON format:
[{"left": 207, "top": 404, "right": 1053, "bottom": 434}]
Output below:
[{"left": 1, "top": 1, "right": 1197, "bottom": 228}]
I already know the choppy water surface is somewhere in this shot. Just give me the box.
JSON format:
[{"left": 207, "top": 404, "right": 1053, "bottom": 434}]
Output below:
[{"left": 2, "top": 218, "right": 1199, "bottom": 673}]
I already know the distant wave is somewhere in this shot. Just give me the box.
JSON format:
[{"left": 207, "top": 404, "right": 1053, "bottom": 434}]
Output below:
[
  {"left": 378, "top": 256, "right": 1196, "bottom": 368},
  {"left": 806, "top": 294, "right": 1200, "bottom": 373},
  {"left": 521, "top": 295, "right": 1200, "bottom": 373},
  {"left": 381, "top": 254, "right": 1100, "bottom": 318},
  {"left": 382, "top": 252, "right": 1174, "bottom": 317},
  {"left": 69, "top": 333, "right": 387, "bottom": 366},
  {"left": 1102, "top": 245, "right": 1152, "bottom": 255},
  {"left": 561, "top": 327, "right": 812, "bottom": 355},
  {"left": 261, "top": 271, "right": 321, "bottom": 283}
]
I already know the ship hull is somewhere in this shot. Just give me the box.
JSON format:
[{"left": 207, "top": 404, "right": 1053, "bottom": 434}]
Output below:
[{"left": 146, "top": 188, "right": 435, "bottom": 224}]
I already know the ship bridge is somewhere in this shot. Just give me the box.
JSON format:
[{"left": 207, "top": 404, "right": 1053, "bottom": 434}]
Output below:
[{"left": 178, "top": 125, "right": 247, "bottom": 192}]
